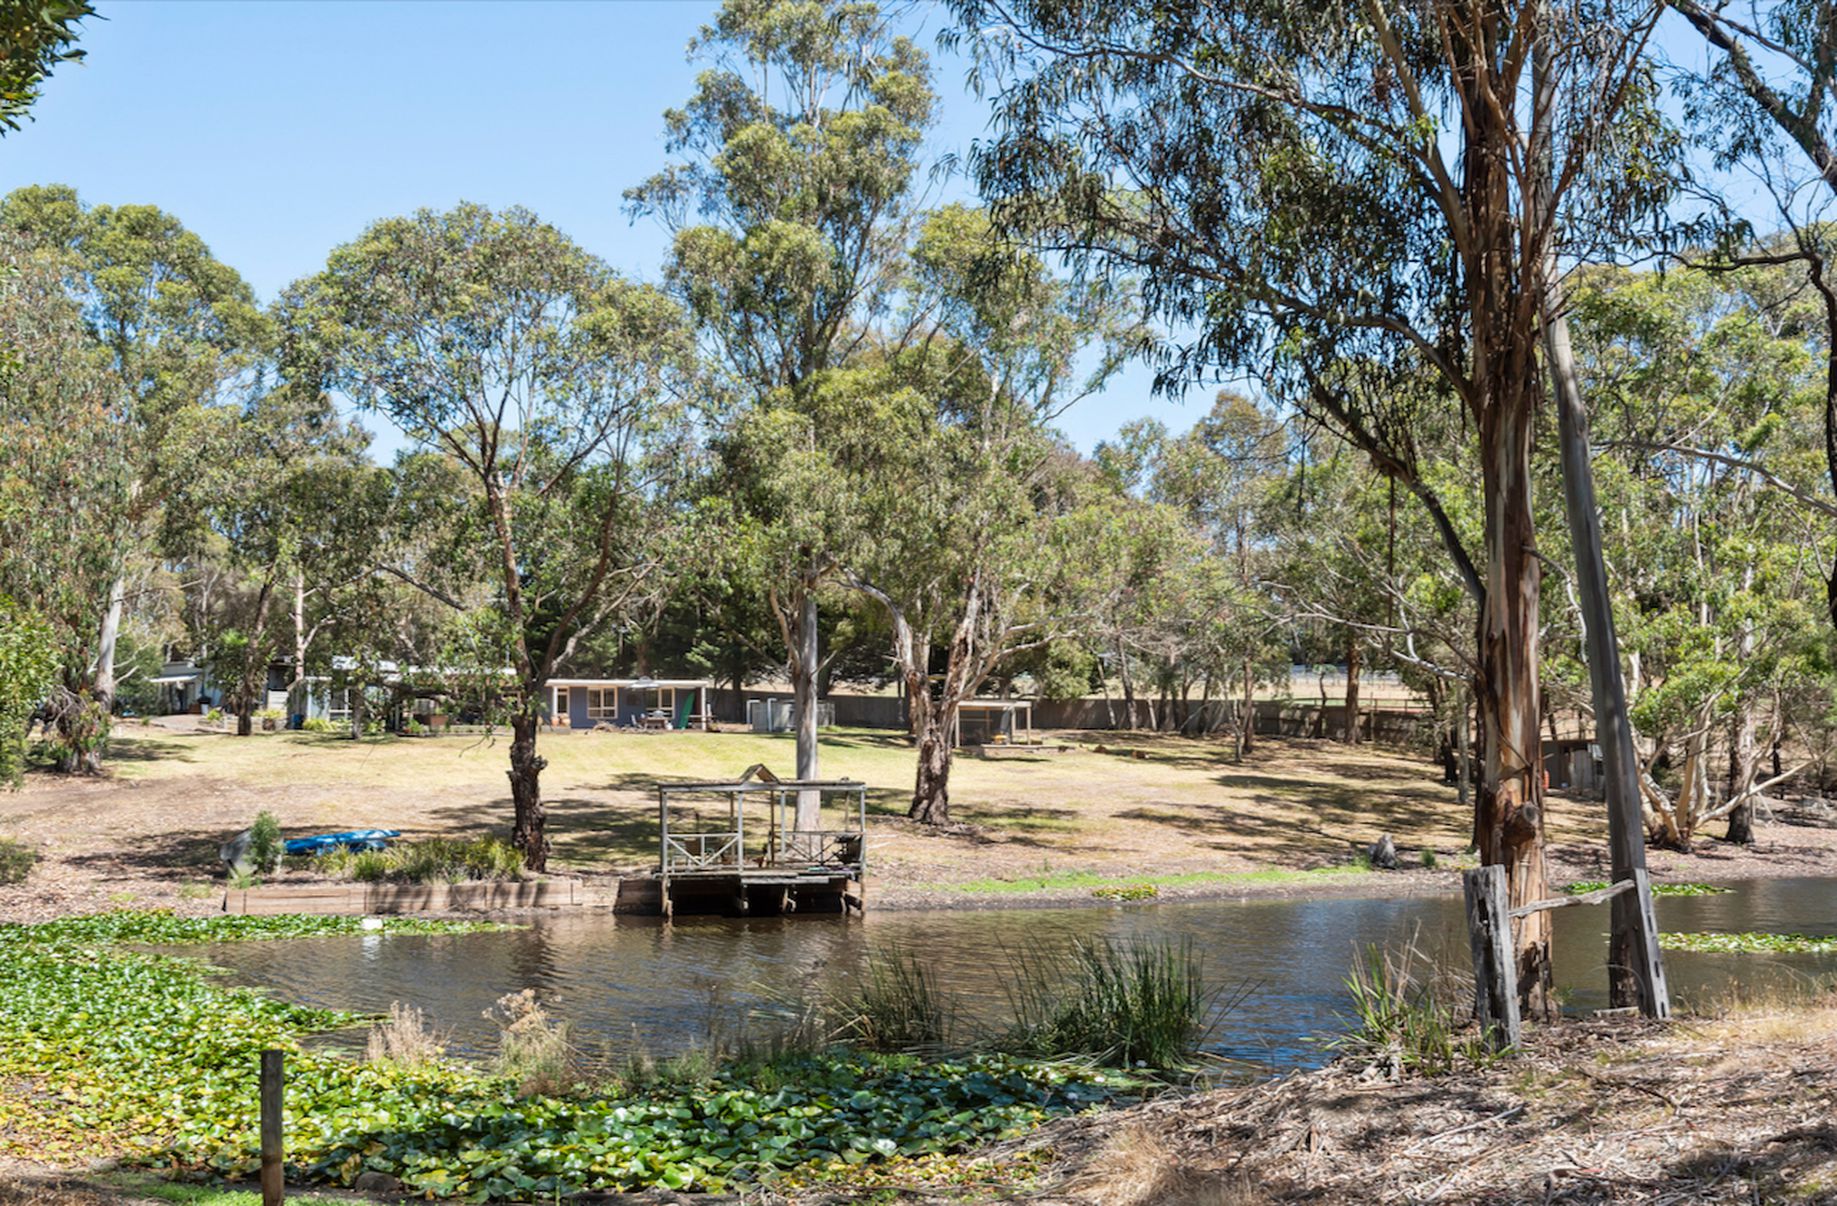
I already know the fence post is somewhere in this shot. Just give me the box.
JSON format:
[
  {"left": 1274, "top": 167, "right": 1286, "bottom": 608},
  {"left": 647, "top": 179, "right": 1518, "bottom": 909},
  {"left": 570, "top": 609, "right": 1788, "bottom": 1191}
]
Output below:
[
  {"left": 260, "top": 1049, "right": 284, "bottom": 1206},
  {"left": 1463, "top": 866, "right": 1521, "bottom": 1050},
  {"left": 1628, "top": 868, "right": 1671, "bottom": 1019}
]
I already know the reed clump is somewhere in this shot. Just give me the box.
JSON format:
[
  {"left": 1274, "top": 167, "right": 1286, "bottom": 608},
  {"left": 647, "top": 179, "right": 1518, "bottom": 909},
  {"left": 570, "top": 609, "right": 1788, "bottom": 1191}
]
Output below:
[
  {"left": 1327, "top": 938, "right": 1498, "bottom": 1077},
  {"left": 825, "top": 951, "right": 952, "bottom": 1052},
  {"left": 1001, "top": 936, "right": 1219, "bottom": 1068}
]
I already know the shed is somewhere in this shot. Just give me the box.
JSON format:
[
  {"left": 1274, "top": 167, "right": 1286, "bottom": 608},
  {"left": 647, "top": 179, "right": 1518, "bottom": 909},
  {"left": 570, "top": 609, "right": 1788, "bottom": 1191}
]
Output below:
[
  {"left": 953, "top": 699, "right": 1035, "bottom": 748},
  {"left": 548, "top": 677, "right": 712, "bottom": 731}
]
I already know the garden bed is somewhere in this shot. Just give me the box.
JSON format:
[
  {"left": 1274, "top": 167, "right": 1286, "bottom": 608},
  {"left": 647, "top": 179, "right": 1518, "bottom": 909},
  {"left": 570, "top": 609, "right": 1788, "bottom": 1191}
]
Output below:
[{"left": 220, "top": 877, "right": 629, "bottom": 916}]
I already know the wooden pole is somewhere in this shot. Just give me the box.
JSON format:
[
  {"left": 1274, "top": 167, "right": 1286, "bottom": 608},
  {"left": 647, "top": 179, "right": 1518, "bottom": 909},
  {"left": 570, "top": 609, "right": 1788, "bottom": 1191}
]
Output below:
[
  {"left": 1463, "top": 866, "right": 1521, "bottom": 1050},
  {"left": 259, "top": 1049, "right": 284, "bottom": 1206}
]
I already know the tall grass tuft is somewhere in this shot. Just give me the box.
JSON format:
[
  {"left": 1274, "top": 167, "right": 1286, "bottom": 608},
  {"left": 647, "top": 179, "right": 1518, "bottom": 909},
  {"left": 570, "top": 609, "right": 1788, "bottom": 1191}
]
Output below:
[
  {"left": 1001, "top": 936, "right": 1219, "bottom": 1068},
  {"left": 366, "top": 1002, "right": 446, "bottom": 1068},
  {"left": 826, "top": 951, "right": 951, "bottom": 1052},
  {"left": 1327, "top": 938, "right": 1498, "bottom": 1077},
  {"left": 485, "top": 989, "right": 572, "bottom": 1097}
]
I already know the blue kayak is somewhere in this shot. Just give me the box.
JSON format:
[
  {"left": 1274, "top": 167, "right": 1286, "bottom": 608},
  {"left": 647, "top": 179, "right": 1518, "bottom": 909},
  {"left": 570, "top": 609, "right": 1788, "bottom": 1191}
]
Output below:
[{"left": 283, "top": 829, "right": 400, "bottom": 855}]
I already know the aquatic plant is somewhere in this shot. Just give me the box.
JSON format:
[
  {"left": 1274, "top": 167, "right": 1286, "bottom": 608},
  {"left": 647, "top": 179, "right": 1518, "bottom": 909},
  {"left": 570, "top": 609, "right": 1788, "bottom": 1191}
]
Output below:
[
  {"left": 1091, "top": 883, "right": 1158, "bottom": 902},
  {"left": 1565, "top": 880, "right": 1730, "bottom": 897},
  {"left": 1661, "top": 931, "right": 1837, "bottom": 955},
  {"left": 1327, "top": 939, "right": 1500, "bottom": 1077},
  {"left": 827, "top": 951, "right": 952, "bottom": 1051},
  {"left": 1000, "top": 937, "right": 1221, "bottom": 1068},
  {"left": 0, "top": 910, "right": 1117, "bottom": 1198}
]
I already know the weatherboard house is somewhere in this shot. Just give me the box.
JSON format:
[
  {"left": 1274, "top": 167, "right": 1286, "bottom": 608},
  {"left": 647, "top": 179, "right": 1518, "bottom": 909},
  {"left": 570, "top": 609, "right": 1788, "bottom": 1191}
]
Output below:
[{"left": 546, "top": 678, "right": 713, "bottom": 731}]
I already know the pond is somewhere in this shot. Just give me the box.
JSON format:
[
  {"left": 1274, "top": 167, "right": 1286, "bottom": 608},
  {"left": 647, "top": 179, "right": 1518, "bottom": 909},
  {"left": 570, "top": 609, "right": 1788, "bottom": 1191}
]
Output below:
[{"left": 175, "top": 876, "right": 1837, "bottom": 1073}]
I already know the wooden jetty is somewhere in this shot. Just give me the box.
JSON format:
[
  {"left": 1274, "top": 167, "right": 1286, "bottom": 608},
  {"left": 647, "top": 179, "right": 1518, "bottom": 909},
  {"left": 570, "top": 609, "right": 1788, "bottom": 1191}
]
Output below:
[{"left": 644, "top": 766, "right": 868, "bottom": 919}]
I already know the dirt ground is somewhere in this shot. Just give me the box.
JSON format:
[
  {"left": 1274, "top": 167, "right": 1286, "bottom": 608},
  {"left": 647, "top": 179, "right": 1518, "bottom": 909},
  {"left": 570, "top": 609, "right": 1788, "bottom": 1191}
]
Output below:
[
  {"left": 957, "top": 1000, "right": 1837, "bottom": 1205},
  {"left": 3, "top": 717, "right": 1835, "bottom": 923}
]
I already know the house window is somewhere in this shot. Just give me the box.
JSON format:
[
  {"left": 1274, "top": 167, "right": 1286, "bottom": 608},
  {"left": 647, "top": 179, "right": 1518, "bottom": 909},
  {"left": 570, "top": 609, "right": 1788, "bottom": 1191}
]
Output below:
[
  {"left": 553, "top": 687, "right": 571, "bottom": 722},
  {"left": 587, "top": 688, "right": 618, "bottom": 721}
]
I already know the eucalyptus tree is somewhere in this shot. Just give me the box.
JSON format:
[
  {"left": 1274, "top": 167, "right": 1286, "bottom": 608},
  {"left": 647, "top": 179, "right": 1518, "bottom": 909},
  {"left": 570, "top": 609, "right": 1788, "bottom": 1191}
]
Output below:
[
  {"left": 1570, "top": 262, "right": 1833, "bottom": 846},
  {"left": 947, "top": 0, "right": 1672, "bottom": 1013},
  {"left": 1668, "top": 0, "right": 1837, "bottom": 632},
  {"left": 0, "top": 232, "right": 121, "bottom": 777},
  {"left": 0, "top": 1, "right": 92, "bottom": 134},
  {"left": 847, "top": 205, "right": 1136, "bottom": 823},
  {"left": 179, "top": 388, "right": 372, "bottom": 736},
  {"left": 0, "top": 185, "right": 270, "bottom": 770},
  {"left": 627, "top": 0, "right": 935, "bottom": 812},
  {"left": 289, "top": 203, "right": 692, "bottom": 870}
]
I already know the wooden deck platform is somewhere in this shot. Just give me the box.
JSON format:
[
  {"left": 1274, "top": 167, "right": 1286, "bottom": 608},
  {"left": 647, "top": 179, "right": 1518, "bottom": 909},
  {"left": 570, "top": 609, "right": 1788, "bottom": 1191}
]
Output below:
[{"left": 644, "top": 869, "right": 863, "bottom": 918}]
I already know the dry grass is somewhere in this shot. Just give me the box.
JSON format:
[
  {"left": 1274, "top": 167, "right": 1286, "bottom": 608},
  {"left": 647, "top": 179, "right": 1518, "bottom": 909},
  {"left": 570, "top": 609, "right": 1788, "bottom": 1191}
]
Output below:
[
  {"left": 6, "top": 719, "right": 1834, "bottom": 922},
  {"left": 1071, "top": 1123, "right": 1270, "bottom": 1206},
  {"left": 962, "top": 1001, "right": 1837, "bottom": 1204},
  {"left": 365, "top": 1002, "right": 446, "bottom": 1067}
]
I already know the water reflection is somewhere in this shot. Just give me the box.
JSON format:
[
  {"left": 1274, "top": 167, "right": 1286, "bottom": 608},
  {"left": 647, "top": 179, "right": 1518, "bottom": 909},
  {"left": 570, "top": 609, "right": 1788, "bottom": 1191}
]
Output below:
[{"left": 174, "top": 876, "right": 1837, "bottom": 1073}]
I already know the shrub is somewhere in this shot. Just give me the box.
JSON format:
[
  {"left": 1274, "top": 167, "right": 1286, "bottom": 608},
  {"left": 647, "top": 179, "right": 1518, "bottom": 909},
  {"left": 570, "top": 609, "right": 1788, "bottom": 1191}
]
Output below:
[
  {"left": 318, "top": 837, "right": 524, "bottom": 885},
  {"left": 348, "top": 850, "right": 389, "bottom": 882},
  {"left": 0, "top": 838, "right": 36, "bottom": 885},
  {"left": 367, "top": 1002, "right": 446, "bottom": 1068},
  {"left": 1002, "top": 937, "right": 1221, "bottom": 1068},
  {"left": 1327, "top": 939, "right": 1499, "bottom": 1077},
  {"left": 300, "top": 717, "right": 332, "bottom": 733},
  {"left": 486, "top": 989, "right": 572, "bottom": 1096},
  {"left": 1420, "top": 849, "right": 1438, "bottom": 870},
  {"left": 827, "top": 952, "right": 951, "bottom": 1052},
  {"left": 248, "top": 811, "right": 283, "bottom": 874}
]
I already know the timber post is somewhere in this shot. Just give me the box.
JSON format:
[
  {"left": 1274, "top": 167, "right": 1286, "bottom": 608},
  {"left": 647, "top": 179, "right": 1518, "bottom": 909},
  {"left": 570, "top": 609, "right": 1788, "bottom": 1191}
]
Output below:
[
  {"left": 1463, "top": 866, "right": 1521, "bottom": 1050},
  {"left": 260, "top": 1049, "right": 284, "bottom": 1206}
]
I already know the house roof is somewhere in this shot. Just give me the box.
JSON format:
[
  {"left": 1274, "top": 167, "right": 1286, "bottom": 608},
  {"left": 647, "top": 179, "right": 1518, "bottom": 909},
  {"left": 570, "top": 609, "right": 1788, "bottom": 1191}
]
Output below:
[{"left": 548, "top": 678, "right": 711, "bottom": 690}]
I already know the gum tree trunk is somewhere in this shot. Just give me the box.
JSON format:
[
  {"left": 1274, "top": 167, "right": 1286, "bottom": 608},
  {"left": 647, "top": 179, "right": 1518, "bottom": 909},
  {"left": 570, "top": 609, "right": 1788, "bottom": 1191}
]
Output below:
[
  {"left": 1474, "top": 379, "right": 1552, "bottom": 1018},
  {"left": 793, "top": 588, "right": 822, "bottom": 830},
  {"left": 75, "top": 573, "right": 126, "bottom": 772},
  {"left": 1342, "top": 638, "right": 1362, "bottom": 745},
  {"left": 508, "top": 712, "right": 549, "bottom": 871}
]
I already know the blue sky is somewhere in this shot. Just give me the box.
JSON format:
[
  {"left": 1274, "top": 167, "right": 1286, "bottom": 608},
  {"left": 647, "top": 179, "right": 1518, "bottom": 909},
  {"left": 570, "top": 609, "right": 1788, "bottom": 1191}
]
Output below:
[{"left": 0, "top": 0, "right": 1192, "bottom": 457}]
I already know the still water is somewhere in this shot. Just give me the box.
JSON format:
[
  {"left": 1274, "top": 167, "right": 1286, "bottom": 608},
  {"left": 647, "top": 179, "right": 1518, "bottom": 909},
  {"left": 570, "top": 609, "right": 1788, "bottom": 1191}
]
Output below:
[{"left": 177, "top": 877, "right": 1837, "bottom": 1072}]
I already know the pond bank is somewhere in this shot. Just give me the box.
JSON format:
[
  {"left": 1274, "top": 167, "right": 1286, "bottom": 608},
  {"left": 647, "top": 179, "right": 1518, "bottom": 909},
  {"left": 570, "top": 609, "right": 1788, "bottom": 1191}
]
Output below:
[{"left": 920, "top": 1001, "right": 1837, "bottom": 1204}]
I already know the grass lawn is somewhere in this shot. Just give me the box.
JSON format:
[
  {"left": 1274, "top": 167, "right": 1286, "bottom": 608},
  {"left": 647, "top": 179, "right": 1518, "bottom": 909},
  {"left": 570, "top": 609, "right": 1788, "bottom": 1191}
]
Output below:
[{"left": 0, "top": 718, "right": 1654, "bottom": 919}]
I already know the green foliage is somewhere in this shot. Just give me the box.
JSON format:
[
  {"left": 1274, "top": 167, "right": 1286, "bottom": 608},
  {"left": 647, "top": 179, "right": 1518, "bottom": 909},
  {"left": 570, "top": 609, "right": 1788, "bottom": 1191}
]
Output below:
[
  {"left": 0, "top": 912, "right": 1115, "bottom": 1197},
  {"left": 1000, "top": 937, "right": 1217, "bottom": 1068},
  {"left": 1328, "top": 942, "right": 1502, "bottom": 1077},
  {"left": 299, "top": 717, "right": 332, "bottom": 733},
  {"left": 247, "top": 811, "right": 282, "bottom": 873},
  {"left": 1661, "top": 931, "right": 1837, "bottom": 955},
  {"left": 1419, "top": 849, "right": 1438, "bottom": 870},
  {"left": 0, "top": 1, "right": 93, "bottom": 134},
  {"left": 0, "top": 836, "right": 35, "bottom": 885},
  {"left": 314, "top": 837, "right": 524, "bottom": 884},
  {"left": 0, "top": 598, "right": 55, "bottom": 787}
]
